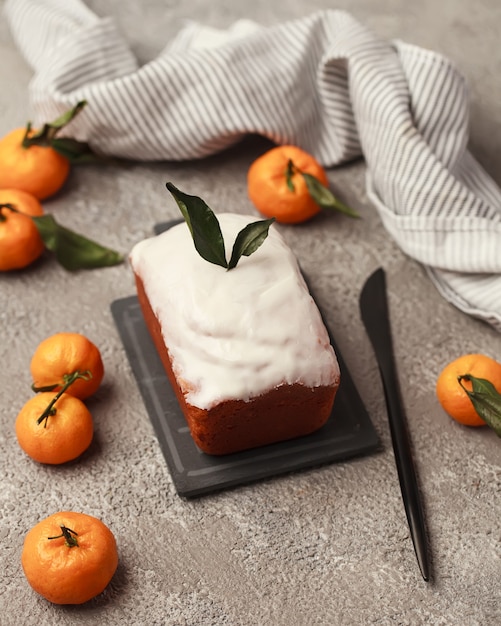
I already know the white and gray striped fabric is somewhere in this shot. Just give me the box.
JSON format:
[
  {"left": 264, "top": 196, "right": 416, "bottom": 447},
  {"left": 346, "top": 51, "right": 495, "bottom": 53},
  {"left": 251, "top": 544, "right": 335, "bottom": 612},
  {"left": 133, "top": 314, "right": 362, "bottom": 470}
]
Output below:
[{"left": 5, "top": 0, "right": 501, "bottom": 331}]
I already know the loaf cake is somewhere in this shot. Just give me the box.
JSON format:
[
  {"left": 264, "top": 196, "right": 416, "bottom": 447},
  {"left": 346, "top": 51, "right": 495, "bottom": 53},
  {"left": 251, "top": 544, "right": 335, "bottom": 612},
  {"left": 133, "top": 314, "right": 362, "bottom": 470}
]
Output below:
[{"left": 129, "top": 213, "right": 340, "bottom": 455}]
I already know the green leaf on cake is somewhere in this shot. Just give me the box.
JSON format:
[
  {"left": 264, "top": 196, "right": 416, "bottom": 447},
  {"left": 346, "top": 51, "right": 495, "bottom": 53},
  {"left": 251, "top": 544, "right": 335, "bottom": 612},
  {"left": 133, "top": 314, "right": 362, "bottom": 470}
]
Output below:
[
  {"left": 166, "top": 182, "right": 275, "bottom": 270},
  {"left": 228, "top": 218, "right": 275, "bottom": 269},
  {"left": 166, "top": 182, "right": 228, "bottom": 268}
]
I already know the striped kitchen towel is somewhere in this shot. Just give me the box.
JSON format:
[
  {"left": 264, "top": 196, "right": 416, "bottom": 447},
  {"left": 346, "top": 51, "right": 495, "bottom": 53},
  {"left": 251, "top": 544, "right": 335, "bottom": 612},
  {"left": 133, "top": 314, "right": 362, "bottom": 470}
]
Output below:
[{"left": 5, "top": 0, "right": 501, "bottom": 331}]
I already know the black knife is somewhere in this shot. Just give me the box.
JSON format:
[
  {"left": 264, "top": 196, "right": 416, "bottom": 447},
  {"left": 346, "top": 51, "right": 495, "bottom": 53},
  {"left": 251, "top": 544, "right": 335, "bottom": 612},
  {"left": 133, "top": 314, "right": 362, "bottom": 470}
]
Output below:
[{"left": 359, "top": 267, "right": 431, "bottom": 582}]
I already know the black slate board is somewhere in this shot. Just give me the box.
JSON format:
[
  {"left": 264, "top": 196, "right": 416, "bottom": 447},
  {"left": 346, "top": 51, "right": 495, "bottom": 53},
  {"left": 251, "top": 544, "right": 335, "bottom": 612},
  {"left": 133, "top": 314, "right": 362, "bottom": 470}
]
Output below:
[{"left": 112, "top": 221, "right": 380, "bottom": 497}]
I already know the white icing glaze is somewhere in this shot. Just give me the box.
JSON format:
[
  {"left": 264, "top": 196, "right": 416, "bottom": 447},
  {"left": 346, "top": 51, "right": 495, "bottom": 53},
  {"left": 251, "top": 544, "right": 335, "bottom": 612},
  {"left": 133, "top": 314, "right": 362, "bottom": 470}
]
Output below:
[{"left": 130, "top": 214, "right": 339, "bottom": 409}]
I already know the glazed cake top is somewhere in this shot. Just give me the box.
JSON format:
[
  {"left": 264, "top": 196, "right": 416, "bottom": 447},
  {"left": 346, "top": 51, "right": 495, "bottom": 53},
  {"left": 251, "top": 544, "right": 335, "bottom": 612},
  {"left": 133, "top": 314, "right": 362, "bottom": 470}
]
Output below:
[{"left": 130, "top": 213, "right": 339, "bottom": 409}]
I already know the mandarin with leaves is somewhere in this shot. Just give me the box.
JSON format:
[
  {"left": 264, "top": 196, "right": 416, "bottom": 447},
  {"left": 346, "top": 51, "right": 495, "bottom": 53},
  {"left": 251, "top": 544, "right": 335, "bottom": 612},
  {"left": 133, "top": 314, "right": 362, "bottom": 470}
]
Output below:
[
  {"left": 247, "top": 144, "right": 358, "bottom": 224},
  {"left": 30, "top": 332, "right": 104, "bottom": 400},
  {"left": 0, "top": 101, "right": 90, "bottom": 200},
  {"left": 21, "top": 511, "right": 118, "bottom": 604},
  {"left": 0, "top": 127, "right": 70, "bottom": 200},
  {"left": 0, "top": 187, "right": 122, "bottom": 273},
  {"left": 436, "top": 353, "right": 501, "bottom": 428},
  {"left": 0, "top": 188, "right": 45, "bottom": 271}
]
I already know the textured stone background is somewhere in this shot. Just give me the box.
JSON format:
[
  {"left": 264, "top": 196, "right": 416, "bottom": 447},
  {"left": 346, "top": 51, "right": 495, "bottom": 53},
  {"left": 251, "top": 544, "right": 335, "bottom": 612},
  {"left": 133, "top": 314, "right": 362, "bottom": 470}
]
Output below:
[{"left": 1, "top": 1, "right": 500, "bottom": 624}]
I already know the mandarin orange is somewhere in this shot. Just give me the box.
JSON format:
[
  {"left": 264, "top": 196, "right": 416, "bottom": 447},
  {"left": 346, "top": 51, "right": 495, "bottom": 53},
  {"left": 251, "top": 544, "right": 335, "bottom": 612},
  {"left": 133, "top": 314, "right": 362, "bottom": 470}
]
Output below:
[
  {"left": 0, "top": 189, "right": 45, "bottom": 271},
  {"left": 247, "top": 145, "right": 329, "bottom": 224},
  {"left": 21, "top": 511, "right": 118, "bottom": 604},
  {"left": 0, "top": 127, "right": 70, "bottom": 200},
  {"left": 30, "top": 332, "right": 104, "bottom": 400},
  {"left": 436, "top": 353, "right": 501, "bottom": 426},
  {"left": 15, "top": 391, "right": 93, "bottom": 464}
]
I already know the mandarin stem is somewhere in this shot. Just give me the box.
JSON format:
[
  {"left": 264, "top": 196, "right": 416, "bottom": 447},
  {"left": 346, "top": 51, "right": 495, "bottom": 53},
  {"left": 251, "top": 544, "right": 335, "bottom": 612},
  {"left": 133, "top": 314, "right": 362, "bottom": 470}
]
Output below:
[
  {"left": 285, "top": 159, "right": 296, "bottom": 192},
  {"left": 21, "top": 122, "right": 32, "bottom": 149},
  {"left": 36, "top": 370, "right": 92, "bottom": 427},
  {"left": 48, "top": 525, "right": 79, "bottom": 548},
  {"left": 0, "top": 203, "right": 18, "bottom": 222},
  {"left": 0, "top": 204, "right": 17, "bottom": 210}
]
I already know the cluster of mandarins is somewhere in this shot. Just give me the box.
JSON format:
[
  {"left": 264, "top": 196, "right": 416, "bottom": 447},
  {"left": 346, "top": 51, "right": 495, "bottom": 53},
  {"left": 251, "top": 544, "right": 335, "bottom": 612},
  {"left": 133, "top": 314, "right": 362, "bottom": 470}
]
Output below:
[
  {"left": 15, "top": 331, "right": 119, "bottom": 605},
  {"left": 16, "top": 332, "right": 104, "bottom": 464},
  {"left": 0, "top": 114, "right": 74, "bottom": 271}
]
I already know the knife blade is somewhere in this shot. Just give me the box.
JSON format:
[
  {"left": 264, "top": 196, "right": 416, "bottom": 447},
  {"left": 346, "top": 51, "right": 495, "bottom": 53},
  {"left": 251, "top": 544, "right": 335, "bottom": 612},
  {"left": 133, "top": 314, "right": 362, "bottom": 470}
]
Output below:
[{"left": 359, "top": 267, "right": 431, "bottom": 582}]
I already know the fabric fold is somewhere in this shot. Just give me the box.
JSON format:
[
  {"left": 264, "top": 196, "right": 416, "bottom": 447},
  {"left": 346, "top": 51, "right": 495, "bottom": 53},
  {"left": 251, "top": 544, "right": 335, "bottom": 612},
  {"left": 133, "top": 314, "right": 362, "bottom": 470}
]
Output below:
[{"left": 4, "top": 0, "right": 501, "bottom": 331}]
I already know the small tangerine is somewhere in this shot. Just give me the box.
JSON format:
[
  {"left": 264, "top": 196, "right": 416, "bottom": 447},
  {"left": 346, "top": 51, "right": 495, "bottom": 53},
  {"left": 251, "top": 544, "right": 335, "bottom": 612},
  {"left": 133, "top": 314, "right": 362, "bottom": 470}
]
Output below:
[
  {"left": 15, "top": 391, "right": 93, "bottom": 464},
  {"left": 21, "top": 511, "right": 118, "bottom": 604},
  {"left": 436, "top": 353, "right": 501, "bottom": 427},
  {"left": 247, "top": 145, "right": 329, "bottom": 224},
  {"left": 0, "top": 188, "right": 45, "bottom": 271},
  {"left": 30, "top": 332, "right": 104, "bottom": 400}
]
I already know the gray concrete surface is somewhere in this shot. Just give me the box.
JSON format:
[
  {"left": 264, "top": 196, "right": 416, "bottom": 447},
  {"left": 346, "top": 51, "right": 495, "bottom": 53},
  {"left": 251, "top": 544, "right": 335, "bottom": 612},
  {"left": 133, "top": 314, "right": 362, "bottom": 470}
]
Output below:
[{"left": 1, "top": 1, "right": 500, "bottom": 624}]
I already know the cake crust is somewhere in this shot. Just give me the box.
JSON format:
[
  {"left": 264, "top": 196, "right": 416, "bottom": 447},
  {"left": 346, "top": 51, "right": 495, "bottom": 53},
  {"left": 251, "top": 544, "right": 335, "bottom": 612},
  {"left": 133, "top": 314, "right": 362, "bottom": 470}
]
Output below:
[
  {"left": 134, "top": 273, "right": 338, "bottom": 455},
  {"left": 130, "top": 214, "right": 340, "bottom": 456}
]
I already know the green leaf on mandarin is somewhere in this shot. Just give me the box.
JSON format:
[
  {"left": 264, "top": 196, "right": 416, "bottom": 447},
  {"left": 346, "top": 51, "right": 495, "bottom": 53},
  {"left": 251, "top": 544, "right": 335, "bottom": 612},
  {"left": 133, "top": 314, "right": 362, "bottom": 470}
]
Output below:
[{"left": 458, "top": 374, "right": 501, "bottom": 437}]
